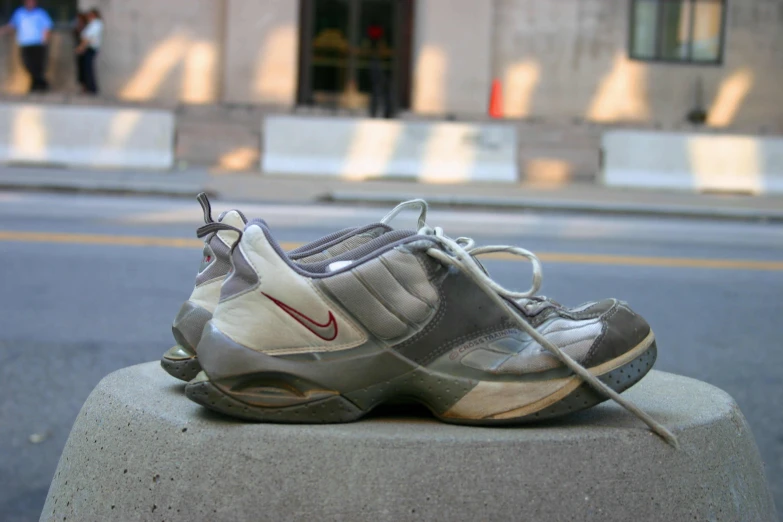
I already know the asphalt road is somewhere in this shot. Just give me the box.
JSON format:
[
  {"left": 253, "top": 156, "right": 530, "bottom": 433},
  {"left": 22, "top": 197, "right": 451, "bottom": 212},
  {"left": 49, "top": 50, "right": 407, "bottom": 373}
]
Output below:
[{"left": 1, "top": 191, "right": 782, "bottom": 521}]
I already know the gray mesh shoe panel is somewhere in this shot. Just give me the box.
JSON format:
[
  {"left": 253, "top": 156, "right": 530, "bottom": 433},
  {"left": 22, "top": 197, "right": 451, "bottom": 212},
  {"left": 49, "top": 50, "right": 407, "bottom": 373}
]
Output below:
[
  {"left": 219, "top": 244, "right": 260, "bottom": 302},
  {"left": 297, "top": 229, "right": 388, "bottom": 264},
  {"left": 172, "top": 302, "right": 214, "bottom": 352},
  {"left": 322, "top": 273, "right": 411, "bottom": 340},
  {"left": 319, "top": 247, "right": 439, "bottom": 342},
  {"left": 295, "top": 230, "right": 417, "bottom": 275},
  {"left": 194, "top": 235, "right": 232, "bottom": 286},
  {"left": 451, "top": 315, "right": 603, "bottom": 375},
  {"left": 287, "top": 227, "right": 357, "bottom": 256},
  {"left": 291, "top": 224, "right": 392, "bottom": 261},
  {"left": 380, "top": 249, "right": 439, "bottom": 306}
]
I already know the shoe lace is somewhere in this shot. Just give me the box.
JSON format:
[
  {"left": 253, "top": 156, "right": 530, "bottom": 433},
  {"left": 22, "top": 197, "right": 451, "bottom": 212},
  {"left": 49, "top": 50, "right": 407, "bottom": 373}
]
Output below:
[
  {"left": 418, "top": 223, "right": 678, "bottom": 447},
  {"left": 196, "top": 192, "right": 214, "bottom": 224},
  {"left": 380, "top": 199, "right": 429, "bottom": 229}
]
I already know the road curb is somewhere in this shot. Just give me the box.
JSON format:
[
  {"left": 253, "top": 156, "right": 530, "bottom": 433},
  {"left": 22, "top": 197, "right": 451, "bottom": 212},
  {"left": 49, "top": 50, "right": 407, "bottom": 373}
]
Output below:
[
  {"left": 0, "top": 178, "right": 206, "bottom": 199},
  {"left": 3, "top": 175, "right": 781, "bottom": 223},
  {"left": 323, "top": 191, "right": 783, "bottom": 222}
]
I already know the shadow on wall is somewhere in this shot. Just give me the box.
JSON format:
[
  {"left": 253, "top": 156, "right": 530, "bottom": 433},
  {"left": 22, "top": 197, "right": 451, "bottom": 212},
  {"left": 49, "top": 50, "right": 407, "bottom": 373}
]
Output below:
[
  {"left": 413, "top": 45, "right": 447, "bottom": 114},
  {"left": 117, "top": 29, "right": 217, "bottom": 104},
  {"left": 93, "top": 0, "right": 224, "bottom": 104},
  {"left": 708, "top": 68, "right": 754, "bottom": 128},
  {"left": 253, "top": 25, "right": 297, "bottom": 104},
  {"left": 502, "top": 52, "right": 756, "bottom": 130},
  {"left": 494, "top": 0, "right": 767, "bottom": 129}
]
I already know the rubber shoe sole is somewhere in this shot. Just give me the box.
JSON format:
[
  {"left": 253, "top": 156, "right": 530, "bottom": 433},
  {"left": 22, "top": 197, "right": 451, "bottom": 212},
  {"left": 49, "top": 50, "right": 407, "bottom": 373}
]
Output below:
[
  {"left": 160, "top": 301, "right": 213, "bottom": 382},
  {"left": 160, "top": 347, "right": 203, "bottom": 382},
  {"left": 184, "top": 333, "right": 657, "bottom": 425}
]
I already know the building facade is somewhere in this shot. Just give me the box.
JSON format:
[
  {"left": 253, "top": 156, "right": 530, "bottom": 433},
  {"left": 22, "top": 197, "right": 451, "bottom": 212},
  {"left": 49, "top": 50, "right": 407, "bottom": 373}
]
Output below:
[
  {"left": 1, "top": 0, "right": 780, "bottom": 130},
  {"left": 0, "top": 0, "right": 781, "bottom": 176}
]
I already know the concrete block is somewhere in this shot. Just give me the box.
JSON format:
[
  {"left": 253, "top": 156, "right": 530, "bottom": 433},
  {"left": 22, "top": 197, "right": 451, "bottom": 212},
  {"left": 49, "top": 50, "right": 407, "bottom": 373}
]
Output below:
[
  {"left": 176, "top": 121, "right": 260, "bottom": 170},
  {"left": 41, "top": 362, "right": 776, "bottom": 521},
  {"left": 602, "top": 129, "right": 783, "bottom": 195},
  {"left": 0, "top": 103, "right": 175, "bottom": 169},
  {"left": 263, "top": 115, "right": 518, "bottom": 182}
]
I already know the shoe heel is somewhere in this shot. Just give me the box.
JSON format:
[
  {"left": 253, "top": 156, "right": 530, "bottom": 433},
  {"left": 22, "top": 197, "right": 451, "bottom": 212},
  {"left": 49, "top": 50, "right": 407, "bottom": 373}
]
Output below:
[
  {"left": 160, "top": 344, "right": 203, "bottom": 381},
  {"left": 161, "top": 301, "right": 212, "bottom": 381},
  {"left": 185, "top": 372, "right": 364, "bottom": 423}
]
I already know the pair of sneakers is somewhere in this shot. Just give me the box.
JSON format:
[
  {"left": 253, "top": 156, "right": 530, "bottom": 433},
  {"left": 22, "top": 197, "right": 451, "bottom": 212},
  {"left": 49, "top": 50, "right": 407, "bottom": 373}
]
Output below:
[{"left": 162, "top": 195, "right": 675, "bottom": 444}]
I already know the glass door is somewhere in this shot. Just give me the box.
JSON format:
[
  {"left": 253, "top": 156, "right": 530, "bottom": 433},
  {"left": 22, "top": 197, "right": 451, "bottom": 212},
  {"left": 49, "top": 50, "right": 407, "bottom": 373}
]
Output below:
[{"left": 298, "top": 0, "right": 413, "bottom": 115}]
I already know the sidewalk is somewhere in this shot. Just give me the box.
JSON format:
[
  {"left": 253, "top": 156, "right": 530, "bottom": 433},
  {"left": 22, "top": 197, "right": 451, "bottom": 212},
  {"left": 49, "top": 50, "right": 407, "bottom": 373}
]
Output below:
[{"left": 1, "top": 165, "right": 782, "bottom": 222}]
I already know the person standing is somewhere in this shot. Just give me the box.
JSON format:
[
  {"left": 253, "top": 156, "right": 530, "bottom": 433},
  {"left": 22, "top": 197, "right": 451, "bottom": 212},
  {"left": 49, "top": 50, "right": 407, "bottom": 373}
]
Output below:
[
  {"left": 76, "top": 9, "right": 103, "bottom": 95},
  {"left": 72, "top": 11, "right": 88, "bottom": 92},
  {"left": 367, "top": 25, "right": 392, "bottom": 119},
  {"left": 0, "top": 0, "right": 53, "bottom": 93}
]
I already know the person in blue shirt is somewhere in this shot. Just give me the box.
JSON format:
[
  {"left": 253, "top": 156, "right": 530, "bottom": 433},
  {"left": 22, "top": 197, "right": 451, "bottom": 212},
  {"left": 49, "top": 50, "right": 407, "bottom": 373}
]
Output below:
[{"left": 0, "top": 0, "right": 53, "bottom": 92}]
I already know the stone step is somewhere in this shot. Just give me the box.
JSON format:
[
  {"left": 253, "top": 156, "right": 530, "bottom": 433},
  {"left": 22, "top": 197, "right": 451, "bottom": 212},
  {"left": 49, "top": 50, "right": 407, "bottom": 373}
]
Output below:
[{"left": 40, "top": 362, "right": 776, "bottom": 521}]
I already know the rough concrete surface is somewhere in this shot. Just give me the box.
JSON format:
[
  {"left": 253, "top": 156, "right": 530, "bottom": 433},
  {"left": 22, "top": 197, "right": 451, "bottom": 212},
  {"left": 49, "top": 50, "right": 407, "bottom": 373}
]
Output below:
[{"left": 41, "top": 363, "right": 777, "bottom": 522}]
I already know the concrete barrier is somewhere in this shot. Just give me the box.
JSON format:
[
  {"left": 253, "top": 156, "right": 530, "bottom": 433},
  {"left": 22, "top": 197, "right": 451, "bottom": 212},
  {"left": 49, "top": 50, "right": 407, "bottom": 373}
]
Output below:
[
  {"left": 41, "top": 362, "right": 776, "bottom": 521},
  {"left": 601, "top": 129, "right": 783, "bottom": 194},
  {"left": 0, "top": 103, "right": 175, "bottom": 169},
  {"left": 262, "top": 115, "right": 518, "bottom": 182}
]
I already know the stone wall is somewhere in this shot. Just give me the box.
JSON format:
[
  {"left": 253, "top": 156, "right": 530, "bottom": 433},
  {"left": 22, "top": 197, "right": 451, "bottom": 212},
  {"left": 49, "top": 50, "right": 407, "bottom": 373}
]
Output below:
[
  {"left": 1, "top": 0, "right": 781, "bottom": 180},
  {"left": 2, "top": 0, "right": 781, "bottom": 132},
  {"left": 411, "top": 0, "right": 494, "bottom": 116},
  {"left": 222, "top": 0, "right": 299, "bottom": 106},
  {"left": 493, "top": 0, "right": 783, "bottom": 131},
  {"left": 79, "top": 0, "right": 224, "bottom": 104}
]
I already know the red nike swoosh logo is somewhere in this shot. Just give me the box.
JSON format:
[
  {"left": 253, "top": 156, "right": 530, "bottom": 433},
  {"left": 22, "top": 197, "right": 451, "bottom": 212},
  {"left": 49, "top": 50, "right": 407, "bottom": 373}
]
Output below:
[{"left": 262, "top": 292, "right": 338, "bottom": 341}]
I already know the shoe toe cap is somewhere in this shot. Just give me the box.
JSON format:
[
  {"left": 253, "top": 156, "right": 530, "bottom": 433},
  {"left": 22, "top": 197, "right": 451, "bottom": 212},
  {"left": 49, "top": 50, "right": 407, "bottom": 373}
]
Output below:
[{"left": 582, "top": 302, "right": 652, "bottom": 367}]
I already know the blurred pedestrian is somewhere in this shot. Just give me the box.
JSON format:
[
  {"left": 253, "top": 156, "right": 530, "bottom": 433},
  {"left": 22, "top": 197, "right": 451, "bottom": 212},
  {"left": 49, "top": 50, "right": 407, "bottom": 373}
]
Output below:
[
  {"left": 0, "top": 0, "right": 53, "bottom": 93},
  {"left": 76, "top": 8, "right": 104, "bottom": 95},
  {"left": 367, "top": 25, "right": 392, "bottom": 119},
  {"left": 72, "top": 11, "right": 88, "bottom": 92}
]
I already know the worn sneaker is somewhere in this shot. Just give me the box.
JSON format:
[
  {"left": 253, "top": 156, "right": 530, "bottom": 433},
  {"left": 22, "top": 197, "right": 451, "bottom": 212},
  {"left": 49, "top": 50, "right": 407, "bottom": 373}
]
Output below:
[
  {"left": 184, "top": 211, "right": 675, "bottom": 443},
  {"left": 161, "top": 195, "right": 428, "bottom": 381}
]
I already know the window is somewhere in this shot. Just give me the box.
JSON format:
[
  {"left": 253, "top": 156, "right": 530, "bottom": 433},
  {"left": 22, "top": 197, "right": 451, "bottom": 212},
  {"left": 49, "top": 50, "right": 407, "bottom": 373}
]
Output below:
[
  {"left": 629, "top": 0, "right": 726, "bottom": 64},
  {"left": 1, "top": 0, "right": 79, "bottom": 27}
]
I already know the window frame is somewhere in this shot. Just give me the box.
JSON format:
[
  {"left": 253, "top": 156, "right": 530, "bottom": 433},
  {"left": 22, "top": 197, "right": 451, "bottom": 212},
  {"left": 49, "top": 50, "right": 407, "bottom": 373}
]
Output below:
[
  {"left": 628, "top": 0, "right": 728, "bottom": 66},
  {"left": 296, "top": 0, "right": 415, "bottom": 111}
]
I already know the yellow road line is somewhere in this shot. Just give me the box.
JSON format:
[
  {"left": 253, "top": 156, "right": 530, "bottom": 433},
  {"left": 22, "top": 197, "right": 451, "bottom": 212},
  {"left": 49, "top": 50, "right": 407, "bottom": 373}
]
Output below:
[
  {"left": 1, "top": 230, "right": 782, "bottom": 271},
  {"left": 533, "top": 252, "right": 783, "bottom": 271},
  {"left": 0, "top": 231, "right": 204, "bottom": 249}
]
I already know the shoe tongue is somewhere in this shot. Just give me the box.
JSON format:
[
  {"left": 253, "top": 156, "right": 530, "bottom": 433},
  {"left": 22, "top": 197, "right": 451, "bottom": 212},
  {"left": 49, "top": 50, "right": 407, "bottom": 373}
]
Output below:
[
  {"left": 299, "top": 229, "right": 417, "bottom": 274},
  {"left": 364, "top": 224, "right": 394, "bottom": 236},
  {"left": 218, "top": 210, "right": 249, "bottom": 229},
  {"left": 210, "top": 210, "right": 248, "bottom": 249},
  {"left": 517, "top": 297, "right": 560, "bottom": 316}
]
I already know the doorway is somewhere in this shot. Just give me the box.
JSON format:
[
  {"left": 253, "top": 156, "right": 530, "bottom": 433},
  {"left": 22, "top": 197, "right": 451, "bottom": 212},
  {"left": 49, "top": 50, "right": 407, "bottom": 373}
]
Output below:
[{"left": 297, "top": 0, "right": 414, "bottom": 115}]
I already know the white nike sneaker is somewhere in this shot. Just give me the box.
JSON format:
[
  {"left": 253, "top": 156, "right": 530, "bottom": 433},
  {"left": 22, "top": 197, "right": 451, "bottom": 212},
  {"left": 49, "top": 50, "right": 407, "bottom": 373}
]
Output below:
[{"left": 161, "top": 195, "right": 428, "bottom": 381}]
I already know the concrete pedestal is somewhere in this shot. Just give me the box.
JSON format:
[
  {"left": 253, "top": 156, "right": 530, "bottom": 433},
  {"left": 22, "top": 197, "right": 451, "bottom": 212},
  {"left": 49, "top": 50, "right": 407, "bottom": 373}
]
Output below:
[{"left": 41, "top": 363, "right": 777, "bottom": 521}]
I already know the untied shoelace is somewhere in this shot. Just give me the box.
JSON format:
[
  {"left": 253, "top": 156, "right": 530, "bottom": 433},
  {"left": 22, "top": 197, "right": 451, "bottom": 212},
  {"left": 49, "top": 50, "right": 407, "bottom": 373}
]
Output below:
[{"left": 388, "top": 199, "right": 678, "bottom": 447}]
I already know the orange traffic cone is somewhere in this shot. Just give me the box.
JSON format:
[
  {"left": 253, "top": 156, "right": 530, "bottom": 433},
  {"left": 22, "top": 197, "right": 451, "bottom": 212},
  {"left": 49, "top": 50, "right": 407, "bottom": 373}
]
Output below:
[{"left": 489, "top": 78, "right": 503, "bottom": 118}]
